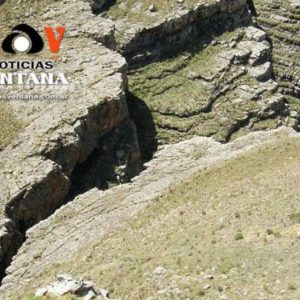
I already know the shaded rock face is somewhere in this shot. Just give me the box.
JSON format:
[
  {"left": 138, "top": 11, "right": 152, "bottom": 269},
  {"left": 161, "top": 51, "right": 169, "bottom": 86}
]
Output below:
[
  {"left": 115, "top": 0, "right": 250, "bottom": 66},
  {"left": 87, "top": 0, "right": 114, "bottom": 14},
  {"left": 0, "top": 220, "right": 23, "bottom": 280},
  {"left": 69, "top": 119, "right": 142, "bottom": 197}
]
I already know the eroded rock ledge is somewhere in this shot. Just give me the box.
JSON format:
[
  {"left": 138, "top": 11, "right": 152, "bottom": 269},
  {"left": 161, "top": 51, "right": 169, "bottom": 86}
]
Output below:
[
  {"left": 0, "top": 0, "right": 141, "bottom": 281},
  {"left": 256, "top": 0, "right": 300, "bottom": 98},
  {"left": 0, "top": 0, "right": 299, "bottom": 295},
  {"left": 111, "top": 0, "right": 250, "bottom": 65}
]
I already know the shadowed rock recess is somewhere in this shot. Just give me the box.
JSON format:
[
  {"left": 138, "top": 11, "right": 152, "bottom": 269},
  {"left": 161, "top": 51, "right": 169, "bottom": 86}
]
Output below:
[{"left": 0, "top": 0, "right": 299, "bottom": 297}]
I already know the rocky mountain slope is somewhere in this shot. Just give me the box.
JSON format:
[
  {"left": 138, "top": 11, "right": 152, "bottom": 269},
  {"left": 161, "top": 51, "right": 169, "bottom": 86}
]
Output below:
[
  {"left": 6, "top": 127, "right": 300, "bottom": 300},
  {"left": 256, "top": 0, "right": 300, "bottom": 98},
  {"left": 0, "top": 0, "right": 299, "bottom": 299}
]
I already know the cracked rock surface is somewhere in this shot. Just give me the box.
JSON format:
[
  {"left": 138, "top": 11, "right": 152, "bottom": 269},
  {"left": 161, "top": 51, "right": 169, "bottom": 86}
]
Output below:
[
  {"left": 0, "top": 0, "right": 299, "bottom": 296},
  {"left": 0, "top": 0, "right": 139, "bottom": 281}
]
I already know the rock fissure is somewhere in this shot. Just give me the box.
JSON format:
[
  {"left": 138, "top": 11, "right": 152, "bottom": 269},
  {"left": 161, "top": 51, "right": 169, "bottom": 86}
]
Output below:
[
  {"left": 0, "top": 115, "right": 144, "bottom": 284},
  {"left": 0, "top": 0, "right": 300, "bottom": 296}
]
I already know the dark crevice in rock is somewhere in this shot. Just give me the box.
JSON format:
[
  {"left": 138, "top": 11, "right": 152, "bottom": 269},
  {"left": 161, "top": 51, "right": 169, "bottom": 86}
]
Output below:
[
  {"left": 68, "top": 118, "right": 143, "bottom": 199},
  {"left": 91, "top": 0, "right": 116, "bottom": 15},
  {"left": 0, "top": 117, "right": 143, "bottom": 285},
  {"left": 0, "top": 221, "right": 23, "bottom": 283},
  {"left": 247, "top": 0, "right": 258, "bottom": 17},
  {"left": 126, "top": 92, "right": 158, "bottom": 162}
]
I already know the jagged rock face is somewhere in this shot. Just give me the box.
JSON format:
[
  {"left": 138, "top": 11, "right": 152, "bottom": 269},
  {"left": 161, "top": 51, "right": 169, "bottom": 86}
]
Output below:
[
  {"left": 105, "top": 0, "right": 250, "bottom": 65},
  {"left": 255, "top": 0, "right": 300, "bottom": 98},
  {"left": 127, "top": 24, "right": 287, "bottom": 145},
  {"left": 0, "top": 0, "right": 299, "bottom": 296},
  {"left": 0, "top": 38, "right": 128, "bottom": 221},
  {"left": 0, "top": 0, "right": 142, "bottom": 281},
  {"left": 254, "top": 0, "right": 300, "bottom": 133}
]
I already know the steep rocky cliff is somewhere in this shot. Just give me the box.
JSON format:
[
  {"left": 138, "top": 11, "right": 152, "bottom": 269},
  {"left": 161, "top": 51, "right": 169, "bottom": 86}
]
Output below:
[
  {"left": 0, "top": 0, "right": 299, "bottom": 298},
  {"left": 0, "top": 0, "right": 142, "bottom": 281}
]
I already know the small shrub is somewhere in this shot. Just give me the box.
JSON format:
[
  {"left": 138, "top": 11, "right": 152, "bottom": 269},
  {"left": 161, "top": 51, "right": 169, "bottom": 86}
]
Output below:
[
  {"left": 289, "top": 212, "right": 300, "bottom": 223},
  {"left": 234, "top": 232, "right": 244, "bottom": 241},
  {"left": 217, "top": 286, "right": 224, "bottom": 292},
  {"left": 234, "top": 212, "right": 241, "bottom": 218},
  {"left": 263, "top": 284, "right": 272, "bottom": 294},
  {"left": 288, "top": 284, "right": 297, "bottom": 291},
  {"left": 197, "top": 289, "right": 206, "bottom": 297},
  {"left": 219, "top": 261, "right": 234, "bottom": 274},
  {"left": 274, "top": 231, "right": 281, "bottom": 238}
]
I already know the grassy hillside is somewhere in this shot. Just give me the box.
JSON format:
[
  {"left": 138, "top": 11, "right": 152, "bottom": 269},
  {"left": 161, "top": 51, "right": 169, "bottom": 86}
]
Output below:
[{"left": 17, "top": 134, "right": 300, "bottom": 300}]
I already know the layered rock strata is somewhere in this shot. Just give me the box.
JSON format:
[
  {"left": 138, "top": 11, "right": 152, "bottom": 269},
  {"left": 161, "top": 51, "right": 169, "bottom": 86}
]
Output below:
[{"left": 1, "top": 0, "right": 300, "bottom": 295}]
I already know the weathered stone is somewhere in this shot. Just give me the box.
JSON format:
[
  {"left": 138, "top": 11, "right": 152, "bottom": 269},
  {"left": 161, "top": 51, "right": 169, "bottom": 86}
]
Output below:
[
  {"left": 108, "top": 0, "right": 249, "bottom": 65},
  {"left": 248, "top": 62, "right": 272, "bottom": 82},
  {"left": 154, "top": 266, "right": 166, "bottom": 276},
  {"left": 149, "top": 4, "right": 157, "bottom": 13},
  {"left": 0, "top": 0, "right": 140, "bottom": 280},
  {"left": 34, "top": 274, "right": 106, "bottom": 299},
  {"left": 245, "top": 26, "right": 267, "bottom": 42}
]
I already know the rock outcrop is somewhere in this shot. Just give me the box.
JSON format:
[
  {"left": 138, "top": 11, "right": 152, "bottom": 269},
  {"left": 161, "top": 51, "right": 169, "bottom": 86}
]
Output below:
[
  {"left": 0, "top": 0, "right": 142, "bottom": 281},
  {"left": 0, "top": 0, "right": 299, "bottom": 296},
  {"left": 255, "top": 0, "right": 300, "bottom": 98},
  {"left": 127, "top": 24, "right": 288, "bottom": 145},
  {"left": 35, "top": 273, "right": 109, "bottom": 299},
  {"left": 106, "top": 0, "right": 250, "bottom": 65}
]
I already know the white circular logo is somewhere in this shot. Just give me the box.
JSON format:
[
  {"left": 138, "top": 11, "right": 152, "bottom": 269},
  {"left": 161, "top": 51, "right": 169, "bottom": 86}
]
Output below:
[{"left": 12, "top": 35, "right": 31, "bottom": 53}]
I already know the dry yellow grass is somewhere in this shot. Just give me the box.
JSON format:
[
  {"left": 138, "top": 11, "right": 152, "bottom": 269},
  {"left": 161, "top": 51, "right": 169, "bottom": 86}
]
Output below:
[
  {"left": 14, "top": 134, "right": 300, "bottom": 300},
  {"left": 0, "top": 102, "right": 23, "bottom": 150}
]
